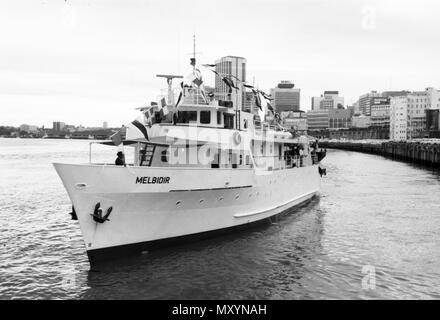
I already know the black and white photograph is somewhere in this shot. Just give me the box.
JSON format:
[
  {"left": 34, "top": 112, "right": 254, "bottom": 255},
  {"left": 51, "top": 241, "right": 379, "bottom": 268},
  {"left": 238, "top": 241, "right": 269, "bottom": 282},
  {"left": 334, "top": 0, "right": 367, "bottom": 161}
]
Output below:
[{"left": 1, "top": 0, "right": 440, "bottom": 306}]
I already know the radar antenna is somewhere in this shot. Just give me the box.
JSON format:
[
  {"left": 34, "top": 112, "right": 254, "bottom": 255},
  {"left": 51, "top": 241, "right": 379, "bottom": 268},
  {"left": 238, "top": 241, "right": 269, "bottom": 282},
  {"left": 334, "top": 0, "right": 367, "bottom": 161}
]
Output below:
[{"left": 156, "top": 74, "right": 183, "bottom": 107}]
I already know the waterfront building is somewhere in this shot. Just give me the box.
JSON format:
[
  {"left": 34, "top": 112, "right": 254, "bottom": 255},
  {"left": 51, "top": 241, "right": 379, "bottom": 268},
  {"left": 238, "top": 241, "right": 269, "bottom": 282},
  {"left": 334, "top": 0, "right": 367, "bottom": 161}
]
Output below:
[
  {"left": 19, "top": 124, "right": 39, "bottom": 133},
  {"left": 270, "top": 81, "right": 300, "bottom": 112},
  {"left": 390, "top": 96, "right": 410, "bottom": 141},
  {"left": 389, "top": 89, "right": 437, "bottom": 141},
  {"left": 311, "top": 91, "right": 344, "bottom": 110},
  {"left": 215, "top": 56, "right": 246, "bottom": 110},
  {"left": 426, "top": 109, "right": 439, "bottom": 131},
  {"left": 425, "top": 109, "right": 440, "bottom": 138},
  {"left": 424, "top": 87, "right": 440, "bottom": 109},
  {"left": 327, "top": 127, "right": 389, "bottom": 140},
  {"left": 370, "top": 97, "right": 390, "bottom": 128}
]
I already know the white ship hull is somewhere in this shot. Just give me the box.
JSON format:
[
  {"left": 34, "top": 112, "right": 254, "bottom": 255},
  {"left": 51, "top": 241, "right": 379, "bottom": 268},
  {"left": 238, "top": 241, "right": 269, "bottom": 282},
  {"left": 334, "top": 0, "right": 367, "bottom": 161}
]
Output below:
[{"left": 54, "top": 163, "right": 321, "bottom": 264}]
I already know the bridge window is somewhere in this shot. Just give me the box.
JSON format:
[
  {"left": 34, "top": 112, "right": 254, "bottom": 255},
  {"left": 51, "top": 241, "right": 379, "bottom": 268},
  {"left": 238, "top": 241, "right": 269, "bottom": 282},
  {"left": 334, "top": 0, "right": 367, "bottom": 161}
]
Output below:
[
  {"left": 217, "top": 111, "right": 222, "bottom": 125},
  {"left": 161, "top": 150, "right": 168, "bottom": 162},
  {"left": 200, "top": 111, "right": 211, "bottom": 124},
  {"left": 177, "top": 111, "right": 197, "bottom": 123},
  {"left": 224, "top": 114, "right": 234, "bottom": 129}
]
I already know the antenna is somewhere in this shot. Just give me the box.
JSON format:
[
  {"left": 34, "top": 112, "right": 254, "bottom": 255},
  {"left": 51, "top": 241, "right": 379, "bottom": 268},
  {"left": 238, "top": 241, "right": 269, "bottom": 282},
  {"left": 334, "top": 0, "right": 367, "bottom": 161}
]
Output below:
[
  {"left": 193, "top": 34, "right": 196, "bottom": 71},
  {"left": 187, "top": 34, "right": 202, "bottom": 72}
]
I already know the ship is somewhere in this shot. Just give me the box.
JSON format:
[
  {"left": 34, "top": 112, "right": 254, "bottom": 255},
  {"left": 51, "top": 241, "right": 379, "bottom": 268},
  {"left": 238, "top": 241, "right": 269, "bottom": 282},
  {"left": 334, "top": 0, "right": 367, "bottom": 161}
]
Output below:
[{"left": 53, "top": 54, "right": 326, "bottom": 265}]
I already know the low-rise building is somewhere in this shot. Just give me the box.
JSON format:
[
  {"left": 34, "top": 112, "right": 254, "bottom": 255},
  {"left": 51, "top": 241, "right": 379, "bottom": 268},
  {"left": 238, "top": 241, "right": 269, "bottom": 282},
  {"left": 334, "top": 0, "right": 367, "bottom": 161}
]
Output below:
[
  {"left": 328, "top": 108, "right": 352, "bottom": 129},
  {"left": 351, "top": 115, "right": 371, "bottom": 128},
  {"left": 19, "top": 124, "right": 39, "bottom": 133},
  {"left": 306, "top": 109, "right": 329, "bottom": 131},
  {"left": 280, "top": 111, "right": 307, "bottom": 132}
]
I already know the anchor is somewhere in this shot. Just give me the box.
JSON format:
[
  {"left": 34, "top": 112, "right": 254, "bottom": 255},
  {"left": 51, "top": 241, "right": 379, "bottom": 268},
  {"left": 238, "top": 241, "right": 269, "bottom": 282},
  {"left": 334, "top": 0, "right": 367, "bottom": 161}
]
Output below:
[
  {"left": 69, "top": 206, "right": 78, "bottom": 220},
  {"left": 318, "top": 166, "right": 327, "bottom": 177},
  {"left": 90, "top": 202, "right": 112, "bottom": 223}
]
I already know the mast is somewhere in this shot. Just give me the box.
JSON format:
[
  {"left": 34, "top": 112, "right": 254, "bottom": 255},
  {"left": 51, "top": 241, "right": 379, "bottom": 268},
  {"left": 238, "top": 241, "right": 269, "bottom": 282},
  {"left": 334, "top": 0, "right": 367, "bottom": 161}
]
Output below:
[{"left": 193, "top": 34, "right": 196, "bottom": 73}]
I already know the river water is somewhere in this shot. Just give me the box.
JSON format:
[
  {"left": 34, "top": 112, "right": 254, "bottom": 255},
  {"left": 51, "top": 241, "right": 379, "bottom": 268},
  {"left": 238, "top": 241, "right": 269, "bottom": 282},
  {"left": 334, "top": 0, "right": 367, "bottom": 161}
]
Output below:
[{"left": 1, "top": 138, "right": 440, "bottom": 299}]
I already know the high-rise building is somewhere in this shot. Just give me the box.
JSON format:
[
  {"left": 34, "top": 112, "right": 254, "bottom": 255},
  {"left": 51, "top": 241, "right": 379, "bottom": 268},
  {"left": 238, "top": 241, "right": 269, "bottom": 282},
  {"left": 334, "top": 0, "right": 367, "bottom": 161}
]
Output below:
[
  {"left": 390, "top": 96, "right": 408, "bottom": 141},
  {"left": 244, "top": 90, "right": 257, "bottom": 114},
  {"left": 269, "top": 81, "right": 300, "bottom": 112},
  {"left": 356, "top": 90, "right": 410, "bottom": 116},
  {"left": 214, "top": 56, "right": 246, "bottom": 110},
  {"left": 311, "top": 91, "right": 344, "bottom": 110},
  {"left": 103, "top": 121, "right": 108, "bottom": 129},
  {"left": 53, "top": 122, "right": 66, "bottom": 132},
  {"left": 357, "top": 91, "right": 381, "bottom": 116}
]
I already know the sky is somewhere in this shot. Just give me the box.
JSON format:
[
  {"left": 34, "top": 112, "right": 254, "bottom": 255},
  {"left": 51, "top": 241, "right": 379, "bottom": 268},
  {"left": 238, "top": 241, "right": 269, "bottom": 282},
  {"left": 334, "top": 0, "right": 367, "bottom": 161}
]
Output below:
[{"left": 1, "top": 0, "right": 440, "bottom": 128}]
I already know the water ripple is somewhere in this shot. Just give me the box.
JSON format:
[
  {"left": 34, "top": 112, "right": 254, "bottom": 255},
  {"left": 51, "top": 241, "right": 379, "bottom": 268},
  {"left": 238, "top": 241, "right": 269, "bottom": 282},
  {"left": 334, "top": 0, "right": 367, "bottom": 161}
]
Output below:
[{"left": 1, "top": 140, "right": 440, "bottom": 299}]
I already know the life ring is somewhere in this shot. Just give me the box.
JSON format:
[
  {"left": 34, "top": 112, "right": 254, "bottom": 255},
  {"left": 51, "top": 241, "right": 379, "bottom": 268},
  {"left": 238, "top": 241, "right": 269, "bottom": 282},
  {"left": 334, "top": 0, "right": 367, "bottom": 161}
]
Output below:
[{"left": 233, "top": 131, "right": 241, "bottom": 145}]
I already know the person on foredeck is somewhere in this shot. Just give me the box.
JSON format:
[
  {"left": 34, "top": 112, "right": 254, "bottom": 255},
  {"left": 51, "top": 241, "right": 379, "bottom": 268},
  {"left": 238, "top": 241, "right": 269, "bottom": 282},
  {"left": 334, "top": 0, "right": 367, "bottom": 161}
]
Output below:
[{"left": 115, "top": 151, "right": 126, "bottom": 166}]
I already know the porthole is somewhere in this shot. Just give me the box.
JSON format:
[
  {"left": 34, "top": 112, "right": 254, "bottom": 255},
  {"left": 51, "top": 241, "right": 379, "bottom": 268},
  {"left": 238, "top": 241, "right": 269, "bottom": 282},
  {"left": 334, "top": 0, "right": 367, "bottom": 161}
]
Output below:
[
  {"left": 218, "top": 197, "right": 224, "bottom": 201},
  {"left": 176, "top": 200, "right": 182, "bottom": 205},
  {"left": 199, "top": 199, "right": 204, "bottom": 204},
  {"left": 235, "top": 194, "right": 240, "bottom": 200}
]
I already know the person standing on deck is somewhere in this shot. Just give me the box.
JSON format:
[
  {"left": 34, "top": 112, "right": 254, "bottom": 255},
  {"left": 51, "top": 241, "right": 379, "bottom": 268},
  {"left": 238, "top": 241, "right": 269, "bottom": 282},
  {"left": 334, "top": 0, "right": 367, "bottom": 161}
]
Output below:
[{"left": 115, "top": 151, "right": 126, "bottom": 166}]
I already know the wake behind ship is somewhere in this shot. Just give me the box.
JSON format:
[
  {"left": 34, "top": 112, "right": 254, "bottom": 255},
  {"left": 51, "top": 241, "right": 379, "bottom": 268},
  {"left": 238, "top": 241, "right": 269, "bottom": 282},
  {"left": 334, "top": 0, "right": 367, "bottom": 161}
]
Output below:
[{"left": 53, "top": 55, "right": 326, "bottom": 265}]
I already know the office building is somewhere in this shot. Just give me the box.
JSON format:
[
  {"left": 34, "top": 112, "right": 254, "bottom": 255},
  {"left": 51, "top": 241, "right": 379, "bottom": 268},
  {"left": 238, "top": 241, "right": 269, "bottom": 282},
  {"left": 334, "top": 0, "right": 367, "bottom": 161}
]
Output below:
[
  {"left": 311, "top": 91, "right": 344, "bottom": 110},
  {"left": 328, "top": 108, "right": 352, "bottom": 129},
  {"left": 370, "top": 97, "right": 390, "bottom": 128},
  {"left": 215, "top": 56, "right": 246, "bottom": 110},
  {"left": 244, "top": 90, "right": 257, "bottom": 114},
  {"left": 357, "top": 91, "right": 381, "bottom": 116},
  {"left": 270, "top": 81, "right": 300, "bottom": 112},
  {"left": 53, "top": 122, "right": 66, "bottom": 133},
  {"left": 389, "top": 88, "right": 440, "bottom": 141},
  {"left": 306, "top": 110, "right": 329, "bottom": 130}
]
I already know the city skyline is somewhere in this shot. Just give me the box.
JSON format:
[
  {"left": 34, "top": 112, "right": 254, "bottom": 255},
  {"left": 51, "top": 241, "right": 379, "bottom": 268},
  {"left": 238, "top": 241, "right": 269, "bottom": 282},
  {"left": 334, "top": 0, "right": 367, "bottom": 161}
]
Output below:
[{"left": 1, "top": 0, "right": 440, "bottom": 127}]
